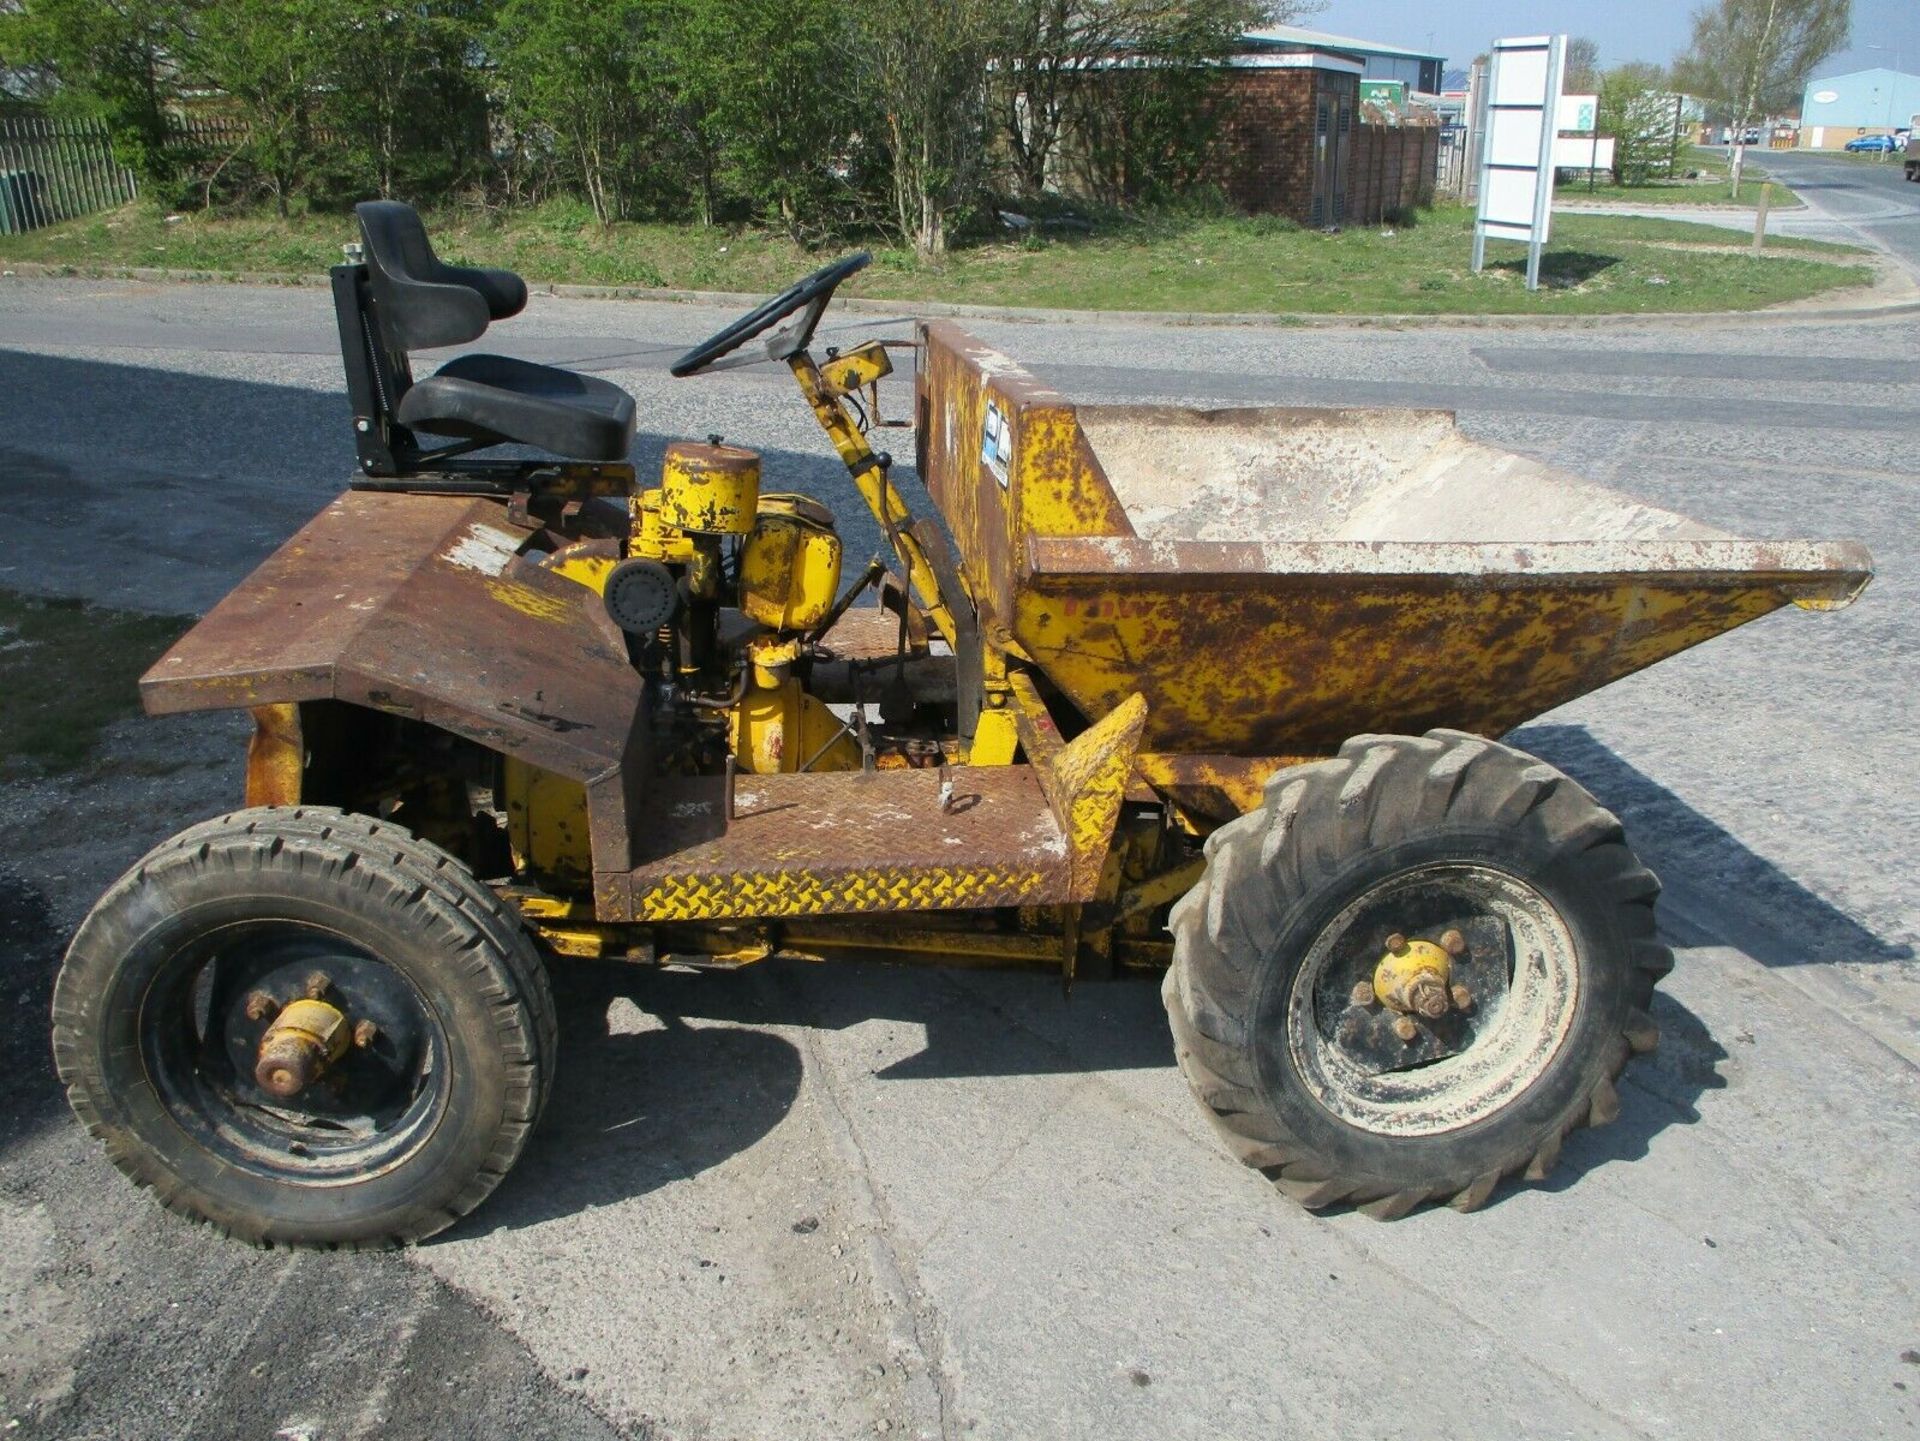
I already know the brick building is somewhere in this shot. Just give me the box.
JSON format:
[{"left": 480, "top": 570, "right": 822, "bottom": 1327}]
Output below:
[
  {"left": 1209, "top": 53, "right": 1361, "bottom": 225},
  {"left": 1055, "top": 25, "right": 1443, "bottom": 226},
  {"left": 1208, "top": 32, "right": 1442, "bottom": 226}
]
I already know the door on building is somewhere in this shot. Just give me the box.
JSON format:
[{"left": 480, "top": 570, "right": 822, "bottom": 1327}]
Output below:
[{"left": 1311, "top": 86, "right": 1352, "bottom": 226}]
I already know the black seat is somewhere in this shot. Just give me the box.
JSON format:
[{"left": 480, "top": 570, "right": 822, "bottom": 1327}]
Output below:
[{"left": 354, "top": 201, "right": 636, "bottom": 463}]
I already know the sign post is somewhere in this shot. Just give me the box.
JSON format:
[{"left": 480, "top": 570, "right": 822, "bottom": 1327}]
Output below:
[{"left": 1471, "top": 34, "right": 1567, "bottom": 291}]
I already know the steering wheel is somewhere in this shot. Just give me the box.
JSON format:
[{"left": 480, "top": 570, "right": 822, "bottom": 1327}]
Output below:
[{"left": 670, "top": 251, "right": 872, "bottom": 377}]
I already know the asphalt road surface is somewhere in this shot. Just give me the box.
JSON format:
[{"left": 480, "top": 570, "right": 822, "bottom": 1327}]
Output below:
[
  {"left": 1, "top": 274, "right": 1916, "bottom": 1441},
  {"left": 1739, "top": 146, "right": 1919, "bottom": 276}
]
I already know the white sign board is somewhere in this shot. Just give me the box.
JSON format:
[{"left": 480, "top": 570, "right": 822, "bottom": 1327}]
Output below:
[
  {"left": 1473, "top": 35, "right": 1566, "bottom": 290},
  {"left": 1557, "top": 94, "right": 1597, "bottom": 133},
  {"left": 1554, "top": 135, "right": 1616, "bottom": 170}
]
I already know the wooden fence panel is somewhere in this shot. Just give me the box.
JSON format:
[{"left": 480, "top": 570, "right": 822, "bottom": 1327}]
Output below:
[
  {"left": 0, "top": 115, "right": 139, "bottom": 233},
  {"left": 1348, "top": 123, "right": 1440, "bottom": 225}
]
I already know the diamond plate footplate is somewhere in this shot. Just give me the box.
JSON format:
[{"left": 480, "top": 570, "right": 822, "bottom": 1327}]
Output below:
[
  {"left": 604, "top": 766, "right": 1073, "bottom": 922},
  {"left": 634, "top": 862, "right": 1064, "bottom": 922}
]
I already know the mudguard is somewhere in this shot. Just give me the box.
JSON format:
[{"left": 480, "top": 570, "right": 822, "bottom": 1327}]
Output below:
[{"left": 142, "top": 490, "right": 647, "bottom": 873}]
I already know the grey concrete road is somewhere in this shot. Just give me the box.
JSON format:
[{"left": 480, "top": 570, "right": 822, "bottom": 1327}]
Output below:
[{"left": 1, "top": 276, "right": 1917, "bottom": 1440}]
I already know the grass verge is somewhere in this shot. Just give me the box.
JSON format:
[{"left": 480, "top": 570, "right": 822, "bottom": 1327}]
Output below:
[
  {"left": 1555, "top": 150, "right": 1798, "bottom": 209},
  {"left": 0, "top": 198, "right": 1875, "bottom": 316}
]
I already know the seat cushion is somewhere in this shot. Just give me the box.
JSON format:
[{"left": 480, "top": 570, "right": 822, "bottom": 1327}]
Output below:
[
  {"left": 396, "top": 353, "right": 637, "bottom": 461},
  {"left": 357, "top": 201, "right": 529, "bottom": 350}
]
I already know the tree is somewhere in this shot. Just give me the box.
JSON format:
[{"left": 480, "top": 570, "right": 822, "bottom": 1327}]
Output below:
[
  {"left": 851, "top": 0, "right": 1004, "bottom": 257},
  {"left": 190, "top": 0, "right": 357, "bottom": 216},
  {"left": 1564, "top": 36, "right": 1601, "bottom": 93},
  {"left": 0, "top": 0, "right": 187, "bottom": 183},
  {"left": 489, "top": 0, "right": 661, "bottom": 225},
  {"left": 988, "top": 0, "right": 1262, "bottom": 198},
  {"left": 327, "top": 1, "right": 490, "bottom": 201},
  {"left": 1597, "top": 62, "right": 1685, "bottom": 185},
  {"left": 652, "top": 0, "right": 856, "bottom": 234},
  {"left": 1673, "top": 0, "right": 1850, "bottom": 193}
]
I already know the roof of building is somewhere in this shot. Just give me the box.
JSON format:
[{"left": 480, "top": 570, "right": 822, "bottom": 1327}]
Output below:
[
  {"left": 1803, "top": 66, "right": 1920, "bottom": 87},
  {"left": 1241, "top": 24, "right": 1445, "bottom": 64},
  {"left": 1801, "top": 66, "right": 1920, "bottom": 124}
]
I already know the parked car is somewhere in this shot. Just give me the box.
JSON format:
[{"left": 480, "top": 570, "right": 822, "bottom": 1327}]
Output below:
[{"left": 1844, "top": 134, "right": 1900, "bottom": 153}]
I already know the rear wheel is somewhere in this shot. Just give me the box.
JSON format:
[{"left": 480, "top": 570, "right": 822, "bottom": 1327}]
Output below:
[
  {"left": 52, "top": 807, "right": 555, "bottom": 1248},
  {"left": 1165, "top": 731, "right": 1669, "bottom": 1218}
]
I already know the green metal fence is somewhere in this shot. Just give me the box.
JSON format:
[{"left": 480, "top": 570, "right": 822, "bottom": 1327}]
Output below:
[{"left": 0, "top": 115, "right": 140, "bottom": 234}]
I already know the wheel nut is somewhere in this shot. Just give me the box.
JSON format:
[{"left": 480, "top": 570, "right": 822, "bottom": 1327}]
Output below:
[
  {"left": 1350, "top": 980, "right": 1377, "bottom": 1008},
  {"left": 1385, "top": 933, "right": 1408, "bottom": 955},
  {"left": 352, "top": 1018, "right": 379, "bottom": 1049},
  {"left": 1440, "top": 928, "right": 1467, "bottom": 956},
  {"left": 244, "top": 990, "right": 279, "bottom": 1022},
  {"left": 1407, "top": 975, "right": 1451, "bottom": 1020},
  {"left": 303, "top": 970, "right": 332, "bottom": 1000},
  {"left": 1392, "top": 1015, "right": 1420, "bottom": 1043},
  {"left": 1451, "top": 983, "right": 1475, "bottom": 1013}
]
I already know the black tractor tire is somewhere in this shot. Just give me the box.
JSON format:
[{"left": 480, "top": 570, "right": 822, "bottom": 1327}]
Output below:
[
  {"left": 52, "top": 807, "right": 556, "bottom": 1248},
  {"left": 1165, "top": 731, "right": 1670, "bottom": 1218}
]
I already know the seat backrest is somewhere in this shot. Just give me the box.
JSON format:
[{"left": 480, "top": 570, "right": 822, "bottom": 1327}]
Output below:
[{"left": 356, "top": 200, "right": 529, "bottom": 351}]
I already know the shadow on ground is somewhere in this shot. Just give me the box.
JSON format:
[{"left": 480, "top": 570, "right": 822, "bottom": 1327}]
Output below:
[
  {"left": 1535, "top": 988, "right": 1729, "bottom": 1200},
  {"left": 1491, "top": 251, "right": 1623, "bottom": 287},
  {"left": 468, "top": 937, "right": 1722, "bottom": 1229},
  {"left": 0, "top": 347, "right": 902, "bottom": 612},
  {"left": 454, "top": 960, "right": 809, "bottom": 1235},
  {"left": 1519, "top": 722, "right": 1913, "bottom": 966},
  {"left": 459, "top": 951, "right": 1174, "bottom": 1233},
  {"left": 0, "top": 864, "right": 61, "bottom": 1153}
]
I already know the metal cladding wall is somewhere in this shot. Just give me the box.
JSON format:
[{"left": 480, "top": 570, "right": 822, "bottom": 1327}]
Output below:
[{"left": 1800, "top": 67, "right": 1920, "bottom": 143}]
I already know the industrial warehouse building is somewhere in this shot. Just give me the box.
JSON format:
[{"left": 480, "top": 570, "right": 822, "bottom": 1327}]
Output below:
[
  {"left": 1243, "top": 24, "right": 1447, "bottom": 95},
  {"left": 1799, "top": 67, "right": 1920, "bottom": 148}
]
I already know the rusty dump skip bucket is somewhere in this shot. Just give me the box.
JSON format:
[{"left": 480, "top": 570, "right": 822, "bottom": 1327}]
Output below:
[{"left": 918, "top": 322, "right": 1871, "bottom": 764}]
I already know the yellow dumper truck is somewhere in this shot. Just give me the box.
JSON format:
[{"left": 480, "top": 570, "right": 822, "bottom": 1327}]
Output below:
[{"left": 52, "top": 203, "right": 1872, "bottom": 1244}]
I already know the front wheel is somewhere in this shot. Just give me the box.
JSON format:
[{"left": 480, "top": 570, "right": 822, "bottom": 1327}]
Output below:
[
  {"left": 52, "top": 808, "right": 556, "bottom": 1248},
  {"left": 1166, "top": 732, "right": 1669, "bottom": 1218}
]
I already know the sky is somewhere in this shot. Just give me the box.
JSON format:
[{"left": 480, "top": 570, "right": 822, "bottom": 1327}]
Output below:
[{"left": 1309, "top": 0, "right": 1920, "bottom": 80}]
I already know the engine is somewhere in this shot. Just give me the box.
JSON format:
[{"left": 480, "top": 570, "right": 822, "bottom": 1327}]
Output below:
[{"left": 596, "top": 440, "right": 859, "bottom": 778}]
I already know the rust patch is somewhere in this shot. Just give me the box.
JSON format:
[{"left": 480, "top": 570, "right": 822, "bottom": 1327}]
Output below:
[{"left": 244, "top": 703, "right": 303, "bottom": 807}]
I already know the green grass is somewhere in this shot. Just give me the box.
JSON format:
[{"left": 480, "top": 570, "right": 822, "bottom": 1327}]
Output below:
[
  {"left": 0, "top": 591, "right": 190, "bottom": 775},
  {"left": 0, "top": 197, "right": 1875, "bottom": 316},
  {"left": 1556, "top": 150, "right": 1797, "bottom": 208}
]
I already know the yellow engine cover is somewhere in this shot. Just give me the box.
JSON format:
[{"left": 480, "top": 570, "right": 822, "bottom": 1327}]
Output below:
[
  {"left": 661, "top": 441, "right": 760, "bottom": 534},
  {"left": 740, "top": 495, "right": 842, "bottom": 632}
]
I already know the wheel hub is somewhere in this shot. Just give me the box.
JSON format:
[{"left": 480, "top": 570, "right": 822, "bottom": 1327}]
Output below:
[
  {"left": 1291, "top": 863, "right": 1580, "bottom": 1137},
  {"left": 1338, "top": 918, "right": 1501, "bottom": 1073},
  {"left": 253, "top": 996, "right": 352, "bottom": 1098},
  {"left": 1372, "top": 932, "right": 1458, "bottom": 1018}
]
